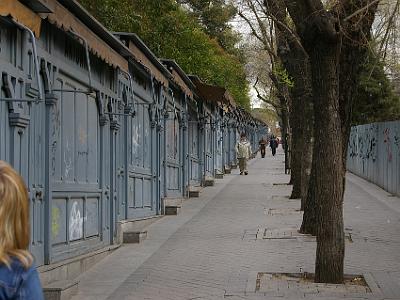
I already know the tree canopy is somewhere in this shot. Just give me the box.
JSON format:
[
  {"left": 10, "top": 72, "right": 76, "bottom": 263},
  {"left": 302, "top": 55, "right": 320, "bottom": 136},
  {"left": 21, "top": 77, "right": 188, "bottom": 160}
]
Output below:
[
  {"left": 78, "top": 0, "right": 250, "bottom": 108},
  {"left": 353, "top": 49, "right": 400, "bottom": 125}
]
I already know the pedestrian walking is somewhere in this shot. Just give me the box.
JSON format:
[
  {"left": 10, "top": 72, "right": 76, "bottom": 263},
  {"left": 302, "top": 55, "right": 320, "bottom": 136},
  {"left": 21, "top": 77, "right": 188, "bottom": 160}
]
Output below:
[
  {"left": 0, "top": 161, "right": 44, "bottom": 300},
  {"left": 270, "top": 135, "right": 278, "bottom": 156},
  {"left": 259, "top": 136, "right": 267, "bottom": 158},
  {"left": 236, "top": 132, "right": 252, "bottom": 175}
]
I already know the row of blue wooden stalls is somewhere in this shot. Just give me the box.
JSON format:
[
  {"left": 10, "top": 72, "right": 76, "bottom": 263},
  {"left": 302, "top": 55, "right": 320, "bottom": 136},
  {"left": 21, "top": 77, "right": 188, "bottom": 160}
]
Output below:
[{"left": 0, "top": 0, "right": 268, "bottom": 267}]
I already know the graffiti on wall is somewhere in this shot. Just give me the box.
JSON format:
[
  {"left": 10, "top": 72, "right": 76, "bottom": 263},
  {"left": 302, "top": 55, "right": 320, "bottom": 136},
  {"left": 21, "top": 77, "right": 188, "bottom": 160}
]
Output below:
[
  {"left": 347, "top": 121, "right": 400, "bottom": 197},
  {"left": 348, "top": 124, "right": 378, "bottom": 173},
  {"left": 132, "top": 125, "right": 139, "bottom": 161},
  {"left": 383, "top": 128, "right": 393, "bottom": 162},
  {"left": 395, "top": 133, "right": 400, "bottom": 152},
  {"left": 69, "top": 201, "right": 83, "bottom": 240}
]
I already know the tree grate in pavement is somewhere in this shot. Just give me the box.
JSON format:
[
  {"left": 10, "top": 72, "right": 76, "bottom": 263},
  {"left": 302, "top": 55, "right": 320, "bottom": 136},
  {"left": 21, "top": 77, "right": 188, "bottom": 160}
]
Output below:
[
  {"left": 253, "top": 272, "right": 373, "bottom": 298},
  {"left": 242, "top": 228, "right": 353, "bottom": 242},
  {"left": 265, "top": 207, "right": 302, "bottom": 216},
  {"left": 270, "top": 195, "right": 291, "bottom": 201}
]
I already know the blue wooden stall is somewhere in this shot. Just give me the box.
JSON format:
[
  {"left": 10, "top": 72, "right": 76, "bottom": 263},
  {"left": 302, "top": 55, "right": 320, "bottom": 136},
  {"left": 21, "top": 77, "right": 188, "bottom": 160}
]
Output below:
[
  {"left": 114, "top": 33, "right": 174, "bottom": 223},
  {"left": 190, "top": 78, "right": 237, "bottom": 177},
  {"left": 0, "top": 0, "right": 135, "bottom": 264},
  {"left": 0, "top": 0, "right": 272, "bottom": 280},
  {"left": 160, "top": 59, "right": 196, "bottom": 201}
]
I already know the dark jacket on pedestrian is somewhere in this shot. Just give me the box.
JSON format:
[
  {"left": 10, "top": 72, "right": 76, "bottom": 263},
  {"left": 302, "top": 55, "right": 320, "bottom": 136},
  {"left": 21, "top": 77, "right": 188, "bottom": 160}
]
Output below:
[{"left": 270, "top": 139, "right": 278, "bottom": 149}]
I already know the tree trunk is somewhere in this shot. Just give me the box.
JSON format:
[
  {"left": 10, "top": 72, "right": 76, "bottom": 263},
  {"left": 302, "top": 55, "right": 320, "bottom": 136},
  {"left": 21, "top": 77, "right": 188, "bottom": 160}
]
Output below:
[
  {"left": 283, "top": 0, "right": 380, "bottom": 284},
  {"left": 310, "top": 42, "right": 345, "bottom": 284},
  {"left": 299, "top": 149, "right": 317, "bottom": 235},
  {"left": 269, "top": 72, "right": 291, "bottom": 173},
  {"left": 300, "top": 100, "right": 313, "bottom": 209},
  {"left": 288, "top": 87, "right": 303, "bottom": 197},
  {"left": 266, "top": 0, "right": 313, "bottom": 198},
  {"left": 283, "top": 0, "right": 345, "bottom": 283},
  {"left": 281, "top": 107, "right": 290, "bottom": 173}
]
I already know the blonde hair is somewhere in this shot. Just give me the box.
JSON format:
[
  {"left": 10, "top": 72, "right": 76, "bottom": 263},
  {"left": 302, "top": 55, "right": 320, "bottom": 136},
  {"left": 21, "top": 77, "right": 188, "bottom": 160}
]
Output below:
[{"left": 0, "top": 160, "right": 33, "bottom": 268}]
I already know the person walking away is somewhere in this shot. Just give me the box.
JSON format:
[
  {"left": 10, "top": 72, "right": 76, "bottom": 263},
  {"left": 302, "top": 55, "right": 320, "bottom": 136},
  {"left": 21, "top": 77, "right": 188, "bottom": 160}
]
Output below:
[
  {"left": 0, "top": 161, "right": 44, "bottom": 300},
  {"left": 259, "top": 136, "right": 267, "bottom": 158},
  {"left": 236, "top": 133, "right": 252, "bottom": 175},
  {"left": 270, "top": 136, "right": 278, "bottom": 156}
]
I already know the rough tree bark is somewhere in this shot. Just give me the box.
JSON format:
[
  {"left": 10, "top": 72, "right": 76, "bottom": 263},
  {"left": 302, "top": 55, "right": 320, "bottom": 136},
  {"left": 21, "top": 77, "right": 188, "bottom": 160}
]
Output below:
[
  {"left": 285, "top": 0, "right": 345, "bottom": 283},
  {"left": 269, "top": 73, "right": 291, "bottom": 172},
  {"left": 265, "top": 0, "right": 314, "bottom": 203},
  {"left": 285, "top": 0, "right": 380, "bottom": 283},
  {"left": 286, "top": 55, "right": 303, "bottom": 198},
  {"left": 300, "top": 100, "right": 313, "bottom": 209}
]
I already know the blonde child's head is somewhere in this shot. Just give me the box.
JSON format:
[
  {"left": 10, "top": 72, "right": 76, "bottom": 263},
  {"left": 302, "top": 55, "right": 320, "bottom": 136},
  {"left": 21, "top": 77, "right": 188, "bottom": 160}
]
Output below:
[{"left": 0, "top": 160, "right": 32, "bottom": 268}]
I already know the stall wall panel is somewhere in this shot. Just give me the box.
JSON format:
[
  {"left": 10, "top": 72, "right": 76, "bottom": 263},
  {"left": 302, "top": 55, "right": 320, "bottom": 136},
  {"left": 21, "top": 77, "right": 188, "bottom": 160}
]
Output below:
[
  {"left": 0, "top": 25, "right": 46, "bottom": 265},
  {"left": 189, "top": 120, "right": 201, "bottom": 186},
  {"left": 347, "top": 121, "right": 400, "bottom": 197},
  {"left": 166, "top": 112, "right": 181, "bottom": 196},
  {"left": 52, "top": 77, "right": 99, "bottom": 188},
  {"left": 229, "top": 126, "right": 238, "bottom": 166},
  {"left": 51, "top": 192, "right": 102, "bottom": 257},
  {"left": 28, "top": 96, "right": 46, "bottom": 266},
  {"left": 126, "top": 91, "right": 156, "bottom": 219},
  {"left": 215, "top": 127, "right": 223, "bottom": 173},
  {"left": 224, "top": 125, "right": 230, "bottom": 168},
  {"left": 50, "top": 71, "right": 104, "bottom": 261},
  {"left": 205, "top": 123, "right": 213, "bottom": 177}
]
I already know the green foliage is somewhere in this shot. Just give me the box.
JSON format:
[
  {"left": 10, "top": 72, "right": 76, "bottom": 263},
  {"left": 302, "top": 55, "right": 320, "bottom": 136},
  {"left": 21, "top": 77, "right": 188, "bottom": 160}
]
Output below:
[
  {"left": 352, "top": 50, "right": 400, "bottom": 125},
  {"left": 252, "top": 107, "right": 279, "bottom": 135},
  {"left": 273, "top": 64, "right": 294, "bottom": 88},
  {"left": 178, "top": 0, "right": 241, "bottom": 56},
  {"left": 78, "top": 0, "right": 250, "bottom": 108}
]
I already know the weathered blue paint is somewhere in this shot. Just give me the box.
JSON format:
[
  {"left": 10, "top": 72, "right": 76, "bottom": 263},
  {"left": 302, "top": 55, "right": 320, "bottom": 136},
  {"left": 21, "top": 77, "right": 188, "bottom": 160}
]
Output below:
[
  {"left": 124, "top": 74, "right": 158, "bottom": 220},
  {"left": 0, "top": 5, "right": 269, "bottom": 269},
  {"left": 203, "top": 107, "right": 214, "bottom": 179},
  {"left": 214, "top": 111, "right": 224, "bottom": 175},
  {"left": 0, "top": 25, "right": 46, "bottom": 265},
  {"left": 188, "top": 101, "right": 201, "bottom": 187},
  {"left": 347, "top": 120, "right": 400, "bottom": 197},
  {"left": 164, "top": 89, "right": 183, "bottom": 198}
]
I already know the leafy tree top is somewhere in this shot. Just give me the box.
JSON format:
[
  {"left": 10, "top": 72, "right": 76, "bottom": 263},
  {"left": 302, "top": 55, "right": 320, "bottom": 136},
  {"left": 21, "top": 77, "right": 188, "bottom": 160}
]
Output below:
[{"left": 78, "top": 0, "right": 250, "bottom": 108}]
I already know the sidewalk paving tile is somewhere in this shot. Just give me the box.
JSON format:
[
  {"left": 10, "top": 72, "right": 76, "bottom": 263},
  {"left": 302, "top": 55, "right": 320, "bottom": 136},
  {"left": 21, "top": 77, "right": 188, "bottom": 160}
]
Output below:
[{"left": 70, "top": 149, "right": 400, "bottom": 300}]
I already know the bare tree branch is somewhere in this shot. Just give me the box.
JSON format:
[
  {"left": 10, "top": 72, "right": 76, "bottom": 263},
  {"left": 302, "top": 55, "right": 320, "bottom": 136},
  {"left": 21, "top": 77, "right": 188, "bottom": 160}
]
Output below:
[{"left": 343, "top": 0, "right": 381, "bottom": 22}]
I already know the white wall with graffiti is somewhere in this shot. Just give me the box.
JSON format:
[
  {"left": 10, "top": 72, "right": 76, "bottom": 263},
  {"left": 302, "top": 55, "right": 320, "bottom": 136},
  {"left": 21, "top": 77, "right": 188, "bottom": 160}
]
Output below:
[{"left": 347, "top": 120, "right": 400, "bottom": 196}]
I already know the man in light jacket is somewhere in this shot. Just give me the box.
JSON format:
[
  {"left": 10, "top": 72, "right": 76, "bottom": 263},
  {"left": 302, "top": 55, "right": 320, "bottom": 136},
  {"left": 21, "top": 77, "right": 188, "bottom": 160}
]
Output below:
[{"left": 236, "top": 132, "right": 252, "bottom": 175}]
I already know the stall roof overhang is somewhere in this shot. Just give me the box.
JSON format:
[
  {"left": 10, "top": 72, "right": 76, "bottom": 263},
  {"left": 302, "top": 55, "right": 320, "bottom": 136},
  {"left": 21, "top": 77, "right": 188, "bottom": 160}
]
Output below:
[
  {"left": 161, "top": 60, "right": 196, "bottom": 91},
  {"left": 113, "top": 32, "right": 173, "bottom": 83},
  {"left": 0, "top": 0, "right": 42, "bottom": 37},
  {"left": 19, "top": 0, "right": 54, "bottom": 13},
  {"left": 189, "top": 76, "right": 236, "bottom": 108},
  {"left": 161, "top": 59, "right": 197, "bottom": 98},
  {"left": 56, "top": 0, "right": 132, "bottom": 58}
]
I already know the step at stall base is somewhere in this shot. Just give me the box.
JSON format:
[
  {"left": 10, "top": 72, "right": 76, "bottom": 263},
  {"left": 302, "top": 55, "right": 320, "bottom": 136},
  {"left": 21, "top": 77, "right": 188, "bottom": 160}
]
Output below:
[
  {"left": 116, "top": 216, "right": 162, "bottom": 244},
  {"left": 204, "top": 177, "right": 215, "bottom": 186},
  {"left": 123, "top": 231, "right": 147, "bottom": 243},
  {"left": 215, "top": 173, "right": 224, "bottom": 179},
  {"left": 165, "top": 206, "right": 181, "bottom": 215},
  {"left": 224, "top": 167, "right": 231, "bottom": 174},
  {"left": 189, "top": 188, "right": 201, "bottom": 198},
  {"left": 43, "top": 280, "right": 78, "bottom": 300},
  {"left": 164, "top": 198, "right": 183, "bottom": 215}
]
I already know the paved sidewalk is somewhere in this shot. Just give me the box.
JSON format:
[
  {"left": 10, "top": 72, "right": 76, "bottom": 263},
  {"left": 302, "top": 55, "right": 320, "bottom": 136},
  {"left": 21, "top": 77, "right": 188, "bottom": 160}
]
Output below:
[{"left": 71, "top": 149, "right": 400, "bottom": 300}]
